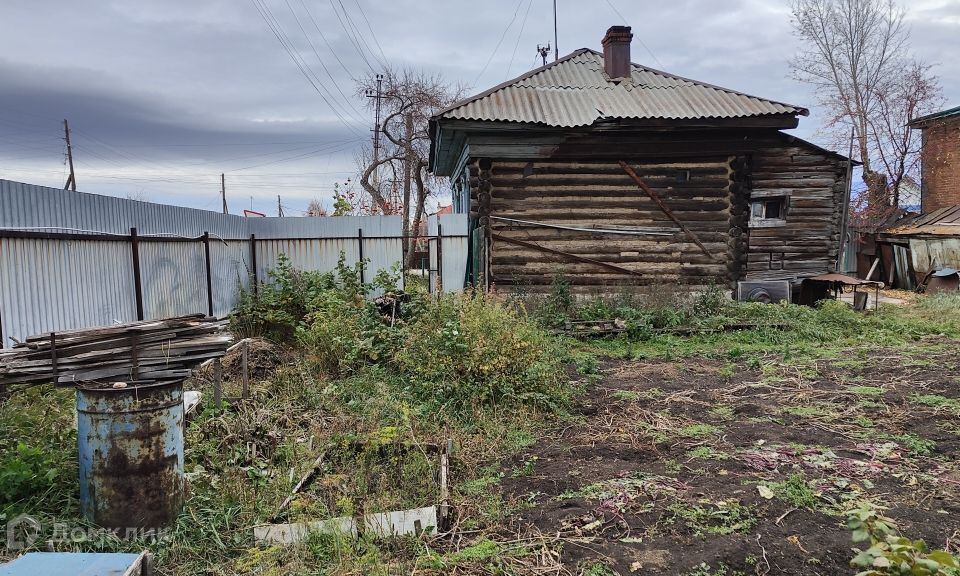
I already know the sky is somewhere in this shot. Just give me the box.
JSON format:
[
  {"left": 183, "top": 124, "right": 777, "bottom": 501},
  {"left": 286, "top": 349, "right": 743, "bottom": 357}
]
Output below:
[{"left": 0, "top": 0, "right": 957, "bottom": 216}]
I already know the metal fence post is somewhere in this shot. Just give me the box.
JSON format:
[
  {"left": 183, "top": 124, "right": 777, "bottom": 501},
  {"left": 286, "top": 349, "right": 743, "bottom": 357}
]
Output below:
[
  {"left": 437, "top": 223, "right": 444, "bottom": 294},
  {"left": 357, "top": 228, "right": 365, "bottom": 284},
  {"left": 202, "top": 232, "right": 213, "bottom": 317},
  {"left": 249, "top": 233, "right": 258, "bottom": 297},
  {"left": 131, "top": 228, "right": 144, "bottom": 321}
]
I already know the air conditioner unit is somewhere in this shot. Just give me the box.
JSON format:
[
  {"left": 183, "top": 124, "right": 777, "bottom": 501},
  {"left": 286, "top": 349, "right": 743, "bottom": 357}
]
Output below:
[{"left": 737, "top": 280, "right": 791, "bottom": 304}]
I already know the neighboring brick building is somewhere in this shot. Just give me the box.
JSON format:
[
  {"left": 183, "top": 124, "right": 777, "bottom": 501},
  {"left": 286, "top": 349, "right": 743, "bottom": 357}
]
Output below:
[{"left": 910, "top": 106, "right": 960, "bottom": 213}]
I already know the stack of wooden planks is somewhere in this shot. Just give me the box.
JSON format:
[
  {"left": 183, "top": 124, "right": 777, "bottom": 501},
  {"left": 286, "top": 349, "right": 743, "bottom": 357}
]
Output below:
[{"left": 0, "top": 315, "right": 231, "bottom": 389}]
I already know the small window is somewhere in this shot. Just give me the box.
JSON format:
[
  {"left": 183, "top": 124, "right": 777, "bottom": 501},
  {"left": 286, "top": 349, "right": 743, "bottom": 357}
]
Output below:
[
  {"left": 749, "top": 197, "right": 787, "bottom": 227},
  {"left": 675, "top": 170, "right": 691, "bottom": 183}
]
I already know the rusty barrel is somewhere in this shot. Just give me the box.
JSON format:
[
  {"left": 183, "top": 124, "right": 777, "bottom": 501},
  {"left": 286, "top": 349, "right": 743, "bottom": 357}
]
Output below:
[{"left": 76, "top": 380, "right": 185, "bottom": 530}]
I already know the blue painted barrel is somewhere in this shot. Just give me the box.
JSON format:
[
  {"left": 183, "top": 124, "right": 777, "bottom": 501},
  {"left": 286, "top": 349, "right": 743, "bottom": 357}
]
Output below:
[{"left": 76, "top": 380, "right": 185, "bottom": 530}]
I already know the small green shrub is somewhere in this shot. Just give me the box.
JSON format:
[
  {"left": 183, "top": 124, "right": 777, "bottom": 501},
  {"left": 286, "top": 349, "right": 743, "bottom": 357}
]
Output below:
[
  {"left": 0, "top": 442, "right": 62, "bottom": 505},
  {"left": 848, "top": 504, "right": 960, "bottom": 575},
  {"left": 397, "top": 293, "right": 568, "bottom": 417}
]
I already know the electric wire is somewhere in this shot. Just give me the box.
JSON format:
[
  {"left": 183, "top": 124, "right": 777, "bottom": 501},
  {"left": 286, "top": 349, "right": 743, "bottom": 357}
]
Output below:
[
  {"left": 337, "top": 0, "right": 385, "bottom": 69},
  {"left": 506, "top": 0, "right": 535, "bottom": 80},
  {"left": 474, "top": 0, "right": 526, "bottom": 87},
  {"left": 351, "top": 0, "right": 388, "bottom": 65},
  {"left": 250, "top": 0, "right": 364, "bottom": 137},
  {"left": 283, "top": 0, "right": 366, "bottom": 120},
  {"left": 328, "top": 0, "right": 377, "bottom": 73},
  {"left": 602, "top": 0, "right": 665, "bottom": 69}
]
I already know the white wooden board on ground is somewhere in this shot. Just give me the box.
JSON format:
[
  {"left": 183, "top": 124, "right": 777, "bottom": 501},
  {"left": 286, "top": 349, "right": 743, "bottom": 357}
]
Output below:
[{"left": 254, "top": 506, "right": 437, "bottom": 545}]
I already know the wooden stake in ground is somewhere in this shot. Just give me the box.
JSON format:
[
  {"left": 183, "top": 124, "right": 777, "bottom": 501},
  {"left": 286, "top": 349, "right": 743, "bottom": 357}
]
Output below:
[
  {"left": 241, "top": 340, "right": 250, "bottom": 399},
  {"left": 273, "top": 452, "right": 326, "bottom": 521},
  {"left": 213, "top": 358, "right": 223, "bottom": 409}
]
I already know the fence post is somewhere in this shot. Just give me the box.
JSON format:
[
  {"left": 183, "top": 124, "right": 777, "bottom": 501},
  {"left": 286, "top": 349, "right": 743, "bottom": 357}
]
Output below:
[
  {"left": 357, "top": 228, "right": 365, "bottom": 284},
  {"left": 213, "top": 358, "right": 223, "bottom": 410},
  {"left": 202, "top": 232, "right": 213, "bottom": 317},
  {"left": 249, "top": 234, "right": 258, "bottom": 297},
  {"left": 437, "top": 223, "right": 444, "bottom": 294},
  {"left": 241, "top": 340, "right": 250, "bottom": 400},
  {"left": 131, "top": 227, "right": 144, "bottom": 321}
]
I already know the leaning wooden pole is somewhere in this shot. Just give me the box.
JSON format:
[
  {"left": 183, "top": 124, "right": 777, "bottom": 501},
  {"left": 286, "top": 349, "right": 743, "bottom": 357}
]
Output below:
[{"left": 619, "top": 160, "right": 714, "bottom": 260}]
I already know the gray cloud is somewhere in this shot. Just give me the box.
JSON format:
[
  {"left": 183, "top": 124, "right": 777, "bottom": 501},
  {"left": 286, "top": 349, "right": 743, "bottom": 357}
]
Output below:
[{"left": 0, "top": 0, "right": 957, "bottom": 214}]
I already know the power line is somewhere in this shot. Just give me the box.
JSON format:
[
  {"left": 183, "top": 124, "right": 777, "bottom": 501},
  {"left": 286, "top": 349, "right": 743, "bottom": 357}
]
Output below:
[
  {"left": 255, "top": 0, "right": 363, "bottom": 128},
  {"left": 506, "top": 0, "right": 535, "bottom": 79},
  {"left": 298, "top": 0, "right": 357, "bottom": 82},
  {"left": 327, "top": 0, "right": 377, "bottom": 73},
  {"left": 474, "top": 0, "right": 526, "bottom": 87},
  {"left": 338, "top": 0, "right": 385, "bottom": 69},
  {"left": 351, "top": 0, "right": 388, "bottom": 65},
  {"left": 283, "top": 0, "right": 366, "bottom": 121},
  {"left": 250, "top": 0, "right": 364, "bottom": 137},
  {"left": 227, "top": 140, "right": 361, "bottom": 171},
  {"left": 601, "top": 0, "right": 664, "bottom": 69}
]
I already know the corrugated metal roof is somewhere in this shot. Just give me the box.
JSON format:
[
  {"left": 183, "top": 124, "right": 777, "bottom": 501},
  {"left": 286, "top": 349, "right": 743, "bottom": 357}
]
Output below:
[
  {"left": 438, "top": 50, "right": 806, "bottom": 127},
  {"left": 887, "top": 205, "right": 960, "bottom": 236}
]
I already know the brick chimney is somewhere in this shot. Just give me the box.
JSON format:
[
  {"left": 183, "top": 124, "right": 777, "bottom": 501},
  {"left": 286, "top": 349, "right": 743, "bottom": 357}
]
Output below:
[{"left": 602, "top": 25, "right": 633, "bottom": 79}]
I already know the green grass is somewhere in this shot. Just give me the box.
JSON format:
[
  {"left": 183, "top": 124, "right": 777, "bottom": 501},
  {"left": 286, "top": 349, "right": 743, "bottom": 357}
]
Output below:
[
  {"left": 709, "top": 405, "right": 736, "bottom": 421},
  {"left": 782, "top": 405, "right": 823, "bottom": 417},
  {"left": 687, "top": 446, "right": 730, "bottom": 461},
  {"left": 766, "top": 474, "right": 819, "bottom": 509},
  {"left": 679, "top": 424, "right": 722, "bottom": 438},
  {"left": 912, "top": 394, "right": 960, "bottom": 412}
]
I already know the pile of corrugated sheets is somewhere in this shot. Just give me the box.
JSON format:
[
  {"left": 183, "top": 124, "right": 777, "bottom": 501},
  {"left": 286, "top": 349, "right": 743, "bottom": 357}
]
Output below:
[{"left": 0, "top": 315, "right": 231, "bottom": 389}]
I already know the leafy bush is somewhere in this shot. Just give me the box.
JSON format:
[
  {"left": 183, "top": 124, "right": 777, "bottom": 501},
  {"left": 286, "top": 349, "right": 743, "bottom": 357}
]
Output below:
[
  {"left": 231, "top": 254, "right": 338, "bottom": 340},
  {"left": 232, "top": 258, "right": 569, "bottom": 421},
  {"left": 397, "top": 292, "right": 569, "bottom": 417},
  {"left": 848, "top": 505, "right": 960, "bottom": 575},
  {"left": 0, "top": 442, "right": 61, "bottom": 505}
]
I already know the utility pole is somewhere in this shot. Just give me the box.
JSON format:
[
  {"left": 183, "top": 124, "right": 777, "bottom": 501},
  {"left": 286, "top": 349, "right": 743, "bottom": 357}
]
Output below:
[
  {"left": 277, "top": 195, "right": 284, "bottom": 217},
  {"left": 220, "top": 173, "right": 228, "bottom": 214},
  {"left": 63, "top": 119, "right": 77, "bottom": 191},
  {"left": 402, "top": 111, "right": 414, "bottom": 264},
  {"left": 537, "top": 43, "right": 551, "bottom": 66},
  {"left": 365, "top": 73, "right": 385, "bottom": 193},
  {"left": 553, "top": 0, "right": 559, "bottom": 61}
]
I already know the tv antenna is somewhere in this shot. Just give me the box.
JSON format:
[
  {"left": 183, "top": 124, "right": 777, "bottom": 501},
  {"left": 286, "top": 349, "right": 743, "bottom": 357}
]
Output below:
[{"left": 537, "top": 43, "right": 551, "bottom": 66}]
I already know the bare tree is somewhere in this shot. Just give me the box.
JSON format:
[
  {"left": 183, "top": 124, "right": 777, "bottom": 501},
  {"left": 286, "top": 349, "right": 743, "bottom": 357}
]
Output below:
[
  {"left": 790, "top": 0, "right": 942, "bottom": 214},
  {"left": 303, "top": 199, "right": 328, "bottom": 217},
  {"left": 356, "top": 68, "right": 465, "bottom": 267}
]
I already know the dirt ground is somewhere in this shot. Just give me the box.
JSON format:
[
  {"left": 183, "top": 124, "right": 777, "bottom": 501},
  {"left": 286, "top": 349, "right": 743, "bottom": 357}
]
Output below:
[{"left": 497, "top": 342, "right": 960, "bottom": 575}]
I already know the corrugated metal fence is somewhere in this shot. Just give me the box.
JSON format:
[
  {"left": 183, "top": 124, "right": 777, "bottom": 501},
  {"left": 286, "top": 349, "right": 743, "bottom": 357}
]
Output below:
[{"left": 0, "top": 180, "right": 469, "bottom": 347}]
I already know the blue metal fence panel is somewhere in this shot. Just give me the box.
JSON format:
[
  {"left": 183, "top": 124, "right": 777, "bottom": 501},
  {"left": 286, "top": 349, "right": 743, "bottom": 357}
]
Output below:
[
  {"left": 0, "top": 238, "right": 137, "bottom": 346},
  {"left": 428, "top": 213, "right": 469, "bottom": 292},
  {"left": 0, "top": 180, "right": 408, "bottom": 345}
]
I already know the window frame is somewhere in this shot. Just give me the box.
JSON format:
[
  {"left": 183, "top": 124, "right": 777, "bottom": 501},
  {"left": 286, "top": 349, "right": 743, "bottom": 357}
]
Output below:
[{"left": 748, "top": 195, "right": 788, "bottom": 228}]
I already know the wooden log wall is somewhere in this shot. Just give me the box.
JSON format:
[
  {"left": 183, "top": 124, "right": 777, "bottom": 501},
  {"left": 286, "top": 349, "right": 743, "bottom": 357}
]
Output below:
[
  {"left": 745, "top": 146, "right": 848, "bottom": 280},
  {"left": 461, "top": 131, "right": 850, "bottom": 294},
  {"left": 483, "top": 158, "right": 735, "bottom": 291}
]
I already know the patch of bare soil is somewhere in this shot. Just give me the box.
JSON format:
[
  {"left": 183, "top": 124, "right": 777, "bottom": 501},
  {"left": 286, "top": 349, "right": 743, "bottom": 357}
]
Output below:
[{"left": 497, "top": 349, "right": 960, "bottom": 575}]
